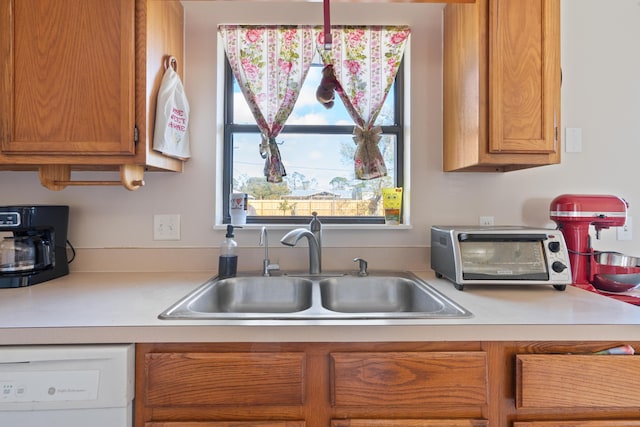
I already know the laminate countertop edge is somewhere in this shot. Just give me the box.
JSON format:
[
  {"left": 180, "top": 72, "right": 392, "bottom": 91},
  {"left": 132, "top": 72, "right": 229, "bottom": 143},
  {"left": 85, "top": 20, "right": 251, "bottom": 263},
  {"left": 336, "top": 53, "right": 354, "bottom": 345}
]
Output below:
[{"left": 0, "top": 271, "right": 639, "bottom": 344}]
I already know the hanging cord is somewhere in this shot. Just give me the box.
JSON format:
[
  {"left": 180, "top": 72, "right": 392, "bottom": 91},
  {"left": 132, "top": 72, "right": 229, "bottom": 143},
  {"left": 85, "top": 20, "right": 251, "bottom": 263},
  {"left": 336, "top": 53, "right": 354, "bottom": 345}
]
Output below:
[
  {"left": 66, "top": 239, "right": 76, "bottom": 264},
  {"left": 323, "top": 0, "right": 332, "bottom": 50}
]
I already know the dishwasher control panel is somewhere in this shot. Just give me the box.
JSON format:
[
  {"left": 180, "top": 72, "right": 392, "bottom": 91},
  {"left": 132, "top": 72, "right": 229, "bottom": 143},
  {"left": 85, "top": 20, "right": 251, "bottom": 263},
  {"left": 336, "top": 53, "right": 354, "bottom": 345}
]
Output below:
[{"left": 1, "top": 370, "right": 99, "bottom": 403}]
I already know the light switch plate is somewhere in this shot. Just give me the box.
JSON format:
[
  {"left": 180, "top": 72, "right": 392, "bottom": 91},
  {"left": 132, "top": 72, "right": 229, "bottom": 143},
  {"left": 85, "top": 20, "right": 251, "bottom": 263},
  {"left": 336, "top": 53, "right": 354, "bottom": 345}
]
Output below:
[{"left": 565, "top": 128, "right": 583, "bottom": 153}]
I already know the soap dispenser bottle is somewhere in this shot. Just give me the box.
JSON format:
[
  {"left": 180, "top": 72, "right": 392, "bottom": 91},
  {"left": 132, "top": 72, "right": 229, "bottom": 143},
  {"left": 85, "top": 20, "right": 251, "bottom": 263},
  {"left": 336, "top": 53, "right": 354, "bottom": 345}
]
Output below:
[{"left": 218, "top": 224, "right": 239, "bottom": 278}]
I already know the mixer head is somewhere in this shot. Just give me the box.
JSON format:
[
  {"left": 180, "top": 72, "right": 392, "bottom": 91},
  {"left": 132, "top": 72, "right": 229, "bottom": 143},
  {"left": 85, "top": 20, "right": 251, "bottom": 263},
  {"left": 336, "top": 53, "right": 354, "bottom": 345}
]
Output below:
[{"left": 550, "top": 194, "right": 628, "bottom": 235}]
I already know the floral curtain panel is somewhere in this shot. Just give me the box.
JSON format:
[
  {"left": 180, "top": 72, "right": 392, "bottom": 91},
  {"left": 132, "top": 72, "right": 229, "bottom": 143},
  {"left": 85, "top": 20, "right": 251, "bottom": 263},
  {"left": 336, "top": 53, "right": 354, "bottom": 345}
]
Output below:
[
  {"left": 316, "top": 26, "right": 410, "bottom": 180},
  {"left": 218, "top": 25, "right": 316, "bottom": 183}
]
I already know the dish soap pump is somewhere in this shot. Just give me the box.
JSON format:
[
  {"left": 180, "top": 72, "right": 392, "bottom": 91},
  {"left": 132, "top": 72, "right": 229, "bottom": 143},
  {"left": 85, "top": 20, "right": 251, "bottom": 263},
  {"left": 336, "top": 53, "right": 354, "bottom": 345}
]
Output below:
[{"left": 218, "top": 224, "right": 239, "bottom": 278}]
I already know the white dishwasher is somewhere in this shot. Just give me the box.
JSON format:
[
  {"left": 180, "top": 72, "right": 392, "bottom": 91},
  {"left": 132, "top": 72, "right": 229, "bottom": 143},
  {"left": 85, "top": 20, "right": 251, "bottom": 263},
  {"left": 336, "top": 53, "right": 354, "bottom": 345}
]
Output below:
[{"left": 0, "top": 344, "right": 134, "bottom": 427}]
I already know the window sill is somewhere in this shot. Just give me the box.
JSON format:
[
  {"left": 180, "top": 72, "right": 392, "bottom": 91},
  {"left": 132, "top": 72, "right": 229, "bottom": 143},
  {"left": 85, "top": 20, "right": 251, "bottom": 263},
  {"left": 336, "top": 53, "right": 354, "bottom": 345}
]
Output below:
[{"left": 213, "top": 223, "right": 413, "bottom": 231}]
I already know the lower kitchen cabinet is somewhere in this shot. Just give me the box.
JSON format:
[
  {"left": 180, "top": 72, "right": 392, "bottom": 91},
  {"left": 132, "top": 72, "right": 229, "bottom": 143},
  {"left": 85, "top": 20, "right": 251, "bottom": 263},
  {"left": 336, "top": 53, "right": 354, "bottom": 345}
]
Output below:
[
  {"left": 516, "top": 354, "right": 640, "bottom": 409},
  {"left": 146, "top": 423, "right": 305, "bottom": 427},
  {"left": 144, "top": 352, "right": 305, "bottom": 407},
  {"left": 330, "top": 352, "right": 487, "bottom": 407},
  {"left": 135, "top": 342, "right": 640, "bottom": 427},
  {"left": 332, "top": 421, "right": 487, "bottom": 427},
  {"left": 514, "top": 423, "right": 640, "bottom": 427}
]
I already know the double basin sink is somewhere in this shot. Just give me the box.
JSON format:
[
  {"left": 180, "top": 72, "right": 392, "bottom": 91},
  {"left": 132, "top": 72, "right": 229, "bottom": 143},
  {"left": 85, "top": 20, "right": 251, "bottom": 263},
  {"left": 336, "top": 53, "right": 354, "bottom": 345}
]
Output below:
[{"left": 159, "top": 271, "right": 472, "bottom": 320}]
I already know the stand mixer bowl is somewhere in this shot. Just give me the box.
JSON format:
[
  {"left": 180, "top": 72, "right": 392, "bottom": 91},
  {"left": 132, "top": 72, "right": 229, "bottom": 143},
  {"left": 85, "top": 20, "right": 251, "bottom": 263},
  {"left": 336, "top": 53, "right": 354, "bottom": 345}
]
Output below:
[
  {"left": 592, "top": 273, "right": 640, "bottom": 293},
  {"left": 594, "top": 251, "right": 640, "bottom": 268}
]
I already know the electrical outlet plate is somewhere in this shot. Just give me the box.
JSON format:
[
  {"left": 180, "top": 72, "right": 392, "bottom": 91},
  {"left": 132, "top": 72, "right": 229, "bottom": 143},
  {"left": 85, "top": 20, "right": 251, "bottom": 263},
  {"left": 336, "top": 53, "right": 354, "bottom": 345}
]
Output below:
[
  {"left": 479, "top": 216, "right": 494, "bottom": 226},
  {"left": 153, "top": 214, "right": 181, "bottom": 241},
  {"left": 617, "top": 216, "right": 632, "bottom": 241}
]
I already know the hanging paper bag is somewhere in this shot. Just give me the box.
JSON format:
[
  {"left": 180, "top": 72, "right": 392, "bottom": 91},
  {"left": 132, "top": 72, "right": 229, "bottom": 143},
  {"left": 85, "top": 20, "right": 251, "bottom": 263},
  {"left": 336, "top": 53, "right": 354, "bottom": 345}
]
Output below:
[{"left": 153, "top": 57, "right": 191, "bottom": 159}]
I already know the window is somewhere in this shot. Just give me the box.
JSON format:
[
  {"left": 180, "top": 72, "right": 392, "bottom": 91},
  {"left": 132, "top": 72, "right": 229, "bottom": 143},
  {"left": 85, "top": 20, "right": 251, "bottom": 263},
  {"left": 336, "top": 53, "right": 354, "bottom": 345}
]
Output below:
[{"left": 222, "top": 56, "right": 405, "bottom": 225}]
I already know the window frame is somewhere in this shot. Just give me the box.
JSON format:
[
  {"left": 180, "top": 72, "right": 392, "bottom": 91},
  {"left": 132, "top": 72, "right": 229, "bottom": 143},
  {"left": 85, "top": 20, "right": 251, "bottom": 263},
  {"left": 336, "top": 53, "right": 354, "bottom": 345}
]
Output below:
[{"left": 222, "top": 57, "right": 405, "bottom": 225}]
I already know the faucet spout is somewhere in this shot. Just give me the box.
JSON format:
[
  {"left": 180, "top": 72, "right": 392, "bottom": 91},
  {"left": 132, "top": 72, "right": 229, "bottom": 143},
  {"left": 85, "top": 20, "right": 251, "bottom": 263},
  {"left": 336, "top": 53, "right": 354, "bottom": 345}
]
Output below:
[{"left": 280, "top": 228, "right": 321, "bottom": 274}]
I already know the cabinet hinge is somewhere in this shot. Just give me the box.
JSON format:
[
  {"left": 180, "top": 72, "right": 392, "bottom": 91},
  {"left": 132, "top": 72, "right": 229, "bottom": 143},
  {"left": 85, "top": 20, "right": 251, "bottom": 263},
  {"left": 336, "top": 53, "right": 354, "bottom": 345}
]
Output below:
[{"left": 134, "top": 126, "right": 139, "bottom": 144}]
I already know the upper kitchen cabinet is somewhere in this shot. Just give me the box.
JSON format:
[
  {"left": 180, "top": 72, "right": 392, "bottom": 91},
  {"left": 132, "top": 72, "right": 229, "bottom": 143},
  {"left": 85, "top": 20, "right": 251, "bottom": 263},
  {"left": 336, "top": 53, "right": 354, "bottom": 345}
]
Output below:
[
  {"left": 443, "top": 0, "right": 561, "bottom": 172},
  {"left": 0, "top": 0, "right": 184, "bottom": 190}
]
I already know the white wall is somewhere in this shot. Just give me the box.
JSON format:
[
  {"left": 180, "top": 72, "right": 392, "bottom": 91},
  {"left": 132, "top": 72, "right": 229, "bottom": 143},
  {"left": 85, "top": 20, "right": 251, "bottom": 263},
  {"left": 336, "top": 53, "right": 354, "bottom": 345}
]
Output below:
[{"left": 1, "top": 0, "right": 639, "bottom": 260}]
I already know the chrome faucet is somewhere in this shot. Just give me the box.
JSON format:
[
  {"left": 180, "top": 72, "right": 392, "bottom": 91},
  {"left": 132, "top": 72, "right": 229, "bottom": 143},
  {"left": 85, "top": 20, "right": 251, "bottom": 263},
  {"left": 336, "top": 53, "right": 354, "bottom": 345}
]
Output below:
[
  {"left": 280, "top": 228, "right": 321, "bottom": 274},
  {"left": 259, "top": 227, "right": 279, "bottom": 276}
]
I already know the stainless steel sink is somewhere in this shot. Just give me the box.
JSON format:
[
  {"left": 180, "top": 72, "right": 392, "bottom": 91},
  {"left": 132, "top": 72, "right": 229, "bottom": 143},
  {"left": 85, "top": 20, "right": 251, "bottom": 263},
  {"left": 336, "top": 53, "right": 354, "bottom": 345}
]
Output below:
[
  {"left": 159, "top": 271, "right": 472, "bottom": 320},
  {"left": 160, "top": 276, "right": 314, "bottom": 319},
  {"left": 188, "top": 276, "right": 313, "bottom": 314},
  {"left": 320, "top": 276, "right": 450, "bottom": 314}
]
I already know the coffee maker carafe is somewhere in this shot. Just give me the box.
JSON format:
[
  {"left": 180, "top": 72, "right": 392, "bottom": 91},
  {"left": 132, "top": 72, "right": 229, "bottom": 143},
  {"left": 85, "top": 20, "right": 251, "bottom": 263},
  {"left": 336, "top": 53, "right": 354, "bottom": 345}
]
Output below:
[{"left": 0, "top": 206, "right": 69, "bottom": 288}]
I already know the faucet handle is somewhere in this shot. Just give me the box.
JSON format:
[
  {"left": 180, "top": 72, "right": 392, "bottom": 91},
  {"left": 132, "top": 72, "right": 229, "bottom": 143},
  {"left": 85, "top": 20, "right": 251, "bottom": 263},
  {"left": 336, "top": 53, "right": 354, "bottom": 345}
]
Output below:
[
  {"left": 263, "top": 259, "right": 280, "bottom": 276},
  {"left": 353, "top": 257, "right": 368, "bottom": 277}
]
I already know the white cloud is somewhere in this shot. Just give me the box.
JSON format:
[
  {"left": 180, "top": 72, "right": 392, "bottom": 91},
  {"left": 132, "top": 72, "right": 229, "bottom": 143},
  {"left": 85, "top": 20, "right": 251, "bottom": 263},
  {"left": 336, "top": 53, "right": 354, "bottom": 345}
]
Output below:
[
  {"left": 234, "top": 93, "right": 254, "bottom": 123},
  {"left": 295, "top": 87, "right": 320, "bottom": 109},
  {"left": 294, "top": 71, "right": 321, "bottom": 108},
  {"left": 309, "top": 149, "right": 323, "bottom": 160},
  {"left": 287, "top": 112, "right": 328, "bottom": 125}
]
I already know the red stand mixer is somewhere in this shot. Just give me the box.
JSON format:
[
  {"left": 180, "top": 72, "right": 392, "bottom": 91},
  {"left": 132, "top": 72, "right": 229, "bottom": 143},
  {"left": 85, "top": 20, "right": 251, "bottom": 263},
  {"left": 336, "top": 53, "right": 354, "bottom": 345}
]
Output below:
[{"left": 550, "top": 194, "right": 640, "bottom": 305}]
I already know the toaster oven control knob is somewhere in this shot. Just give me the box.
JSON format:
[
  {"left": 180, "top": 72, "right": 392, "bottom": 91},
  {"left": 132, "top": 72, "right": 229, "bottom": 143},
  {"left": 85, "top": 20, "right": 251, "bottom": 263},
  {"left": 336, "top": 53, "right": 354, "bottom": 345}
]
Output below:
[
  {"left": 552, "top": 261, "right": 568, "bottom": 273},
  {"left": 548, "top": 241, "right": 561, "bottom": 252}
]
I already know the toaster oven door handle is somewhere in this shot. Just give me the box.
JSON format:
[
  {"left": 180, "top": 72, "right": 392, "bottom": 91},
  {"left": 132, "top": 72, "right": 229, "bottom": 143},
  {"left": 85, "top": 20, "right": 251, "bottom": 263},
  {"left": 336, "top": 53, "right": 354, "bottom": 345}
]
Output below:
[{"left": 457, "top": 233, "right": 548, "bottom": 242}]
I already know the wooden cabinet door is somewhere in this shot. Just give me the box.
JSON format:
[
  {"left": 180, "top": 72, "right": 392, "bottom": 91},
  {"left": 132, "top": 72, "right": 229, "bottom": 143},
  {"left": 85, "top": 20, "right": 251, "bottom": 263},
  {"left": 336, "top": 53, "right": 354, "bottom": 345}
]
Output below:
[
  {"left": 516, "top": 354, "right": 640, "bottom": 409},
  {"left": 146, "top": 423, "right": 305, "bottom": 427},
  {"left": 514, "top": 422, "right": 640, "bottom": 427},
  {"left": 0, "top": 0, "right": 135, "bottom": 156},
  {"left": 332, "top": 420, "right": 487, "bottom": 427},
  {"left": 144, "top": 352, "right": 306, "bottom": 407},
  {"left": 330, "top": 352, "right": 487, "bottom": 407},
  {"left": 488, "top": 0, "right": 560, "bottom": 155},
  {"left": 443, "top": 0, "right": 561, "bottom": 171}
]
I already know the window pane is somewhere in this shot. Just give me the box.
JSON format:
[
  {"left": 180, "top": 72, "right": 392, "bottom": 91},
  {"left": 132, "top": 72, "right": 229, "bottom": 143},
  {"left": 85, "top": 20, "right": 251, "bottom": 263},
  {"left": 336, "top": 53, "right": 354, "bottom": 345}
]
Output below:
[{"left": 232, "top": 132, "right": 396, "bottom": 218}]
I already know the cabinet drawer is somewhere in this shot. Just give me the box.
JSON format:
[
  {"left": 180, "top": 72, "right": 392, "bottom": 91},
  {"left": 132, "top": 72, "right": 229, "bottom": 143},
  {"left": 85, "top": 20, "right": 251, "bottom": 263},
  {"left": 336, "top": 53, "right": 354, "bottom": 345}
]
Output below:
[
  {"left": 330, "top": 352, "right": 487, "bottom": 406},
  {"left": 145, "top": 352, "right": 305, "bottom": 406},
  {"left": 514, "top": 422, "right": 640, "bottom": 427},
  {"left": 516, "top": 354, "right": 640, "bottom": 408},
  {"left": 147, "top": 423, "right": 305, "bottom": 427},
  {"left": 332, "top": 420, "right": 487, "bottom": 427}
]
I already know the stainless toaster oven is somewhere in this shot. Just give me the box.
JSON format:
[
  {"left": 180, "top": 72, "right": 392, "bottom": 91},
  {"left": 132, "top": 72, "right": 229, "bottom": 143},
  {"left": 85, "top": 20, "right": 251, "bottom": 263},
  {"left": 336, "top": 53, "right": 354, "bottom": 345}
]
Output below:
[{"left": 430, "top": 226, "right": 572, "bottom": 291}]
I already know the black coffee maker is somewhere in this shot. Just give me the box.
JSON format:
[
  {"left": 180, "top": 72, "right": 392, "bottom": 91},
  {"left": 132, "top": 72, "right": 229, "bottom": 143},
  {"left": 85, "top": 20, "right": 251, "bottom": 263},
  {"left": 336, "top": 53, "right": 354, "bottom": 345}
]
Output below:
[{"left": 0, "top": 205, "right": 69, "bottom": 288}]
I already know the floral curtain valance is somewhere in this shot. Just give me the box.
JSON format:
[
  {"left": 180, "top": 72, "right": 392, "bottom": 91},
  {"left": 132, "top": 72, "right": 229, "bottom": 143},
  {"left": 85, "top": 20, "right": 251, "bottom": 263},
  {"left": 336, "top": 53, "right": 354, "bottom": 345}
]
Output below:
[{"left": 218, "top": 24, "right": 410, "bottom": 182}]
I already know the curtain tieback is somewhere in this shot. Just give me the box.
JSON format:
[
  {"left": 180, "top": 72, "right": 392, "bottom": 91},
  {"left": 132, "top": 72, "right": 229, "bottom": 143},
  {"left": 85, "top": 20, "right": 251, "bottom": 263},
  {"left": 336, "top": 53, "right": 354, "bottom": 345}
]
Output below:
[
  {"left": 259, "top": 135, "right": 286, "bottom": 183},
  {"left": 353, "top": 126, "right": 382, "bottom": 146}
]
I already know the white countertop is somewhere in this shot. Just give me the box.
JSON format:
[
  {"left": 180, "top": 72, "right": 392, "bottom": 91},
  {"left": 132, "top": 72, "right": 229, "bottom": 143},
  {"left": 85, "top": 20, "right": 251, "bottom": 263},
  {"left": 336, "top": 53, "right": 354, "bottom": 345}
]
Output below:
[{"left": 1, "top": 271, "right": 640, "bottom": 344}]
